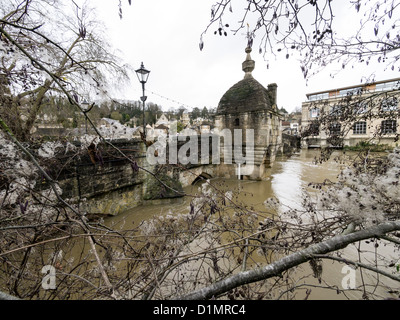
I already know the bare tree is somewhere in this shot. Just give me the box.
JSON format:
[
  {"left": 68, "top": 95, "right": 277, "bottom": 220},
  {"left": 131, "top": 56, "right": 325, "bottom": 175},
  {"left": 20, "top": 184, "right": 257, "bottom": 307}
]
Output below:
[{"left": 0, "top": 0, "right": 130, "bottom": 141}]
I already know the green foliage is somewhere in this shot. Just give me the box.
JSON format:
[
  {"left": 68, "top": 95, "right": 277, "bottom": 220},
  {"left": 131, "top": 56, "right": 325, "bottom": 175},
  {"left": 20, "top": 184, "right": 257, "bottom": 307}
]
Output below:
[
  {"left": 143, "top": 172, "right": 184, "bottom": 200},
  {"left": 121, "top": 113, "right": 130, "bottom": 124},
  {"left": 190, "top": 107, "right": 201, "bottom": 120},
  {"left": 176, "top": 121, "right": 184, "bottom": 133},
  {"left": 72, "top": 114, "right": 78, "bottom": 128},
  {"left": 201, "top": 106, "right": 209, "bottom": 118},
  {"left": 110, "top": 111, "right": 123, "bottom": 121},
  {"left": 343, "top": 141, "right": 394, "bottom": 152}
]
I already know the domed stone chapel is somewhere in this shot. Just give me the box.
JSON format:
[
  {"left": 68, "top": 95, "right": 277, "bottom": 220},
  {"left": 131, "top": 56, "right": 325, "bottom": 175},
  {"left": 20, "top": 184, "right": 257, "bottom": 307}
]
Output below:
[{"left": 214, "top": 44, "right": 282, "bottom": 180}]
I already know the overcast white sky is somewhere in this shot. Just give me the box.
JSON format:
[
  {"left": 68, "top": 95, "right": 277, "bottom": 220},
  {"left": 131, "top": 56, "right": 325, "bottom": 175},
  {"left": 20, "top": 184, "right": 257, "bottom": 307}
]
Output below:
[{"left": 88, "top": 0, "right": 398, "bottom": 113}]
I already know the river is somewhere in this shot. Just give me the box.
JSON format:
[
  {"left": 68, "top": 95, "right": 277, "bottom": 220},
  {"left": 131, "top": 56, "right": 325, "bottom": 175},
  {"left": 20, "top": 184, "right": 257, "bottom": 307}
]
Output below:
[{"left": 105, "top": 149, "right": 399, "bottom": 300}]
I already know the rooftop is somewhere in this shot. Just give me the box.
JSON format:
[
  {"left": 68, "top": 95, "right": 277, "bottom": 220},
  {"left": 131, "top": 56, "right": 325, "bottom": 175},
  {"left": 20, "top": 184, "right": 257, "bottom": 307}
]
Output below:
[{"left": 306, "top": 77, "right": 400, "bottom": 101}]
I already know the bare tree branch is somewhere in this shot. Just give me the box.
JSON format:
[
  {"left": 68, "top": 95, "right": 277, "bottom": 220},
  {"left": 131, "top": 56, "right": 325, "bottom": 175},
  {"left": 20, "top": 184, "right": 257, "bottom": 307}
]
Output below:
[{"left": 179, "top": 221, "right": 400, "bottom": 300}]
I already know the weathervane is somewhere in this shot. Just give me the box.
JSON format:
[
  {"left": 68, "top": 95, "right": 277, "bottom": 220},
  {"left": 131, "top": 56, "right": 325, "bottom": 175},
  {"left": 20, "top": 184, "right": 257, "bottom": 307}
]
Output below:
[{"left": 244, "top": 23, "right": 254, "bottom": 48}]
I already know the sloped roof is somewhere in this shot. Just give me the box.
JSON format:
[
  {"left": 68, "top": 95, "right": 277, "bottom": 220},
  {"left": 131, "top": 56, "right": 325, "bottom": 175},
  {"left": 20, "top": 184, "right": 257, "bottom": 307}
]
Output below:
[{"left": 155, "top": 124, "right": 169, "bottom": 130}]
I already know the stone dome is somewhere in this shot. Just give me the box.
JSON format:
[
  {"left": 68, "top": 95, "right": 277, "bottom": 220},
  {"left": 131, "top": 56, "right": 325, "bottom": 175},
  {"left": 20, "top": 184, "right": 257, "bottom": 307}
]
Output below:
[
  {"left": 217, "top": 46, "right": 277, "bottom": 115},
  {"left": 217, "top": 77, "right": 277, "bottom": 115}
]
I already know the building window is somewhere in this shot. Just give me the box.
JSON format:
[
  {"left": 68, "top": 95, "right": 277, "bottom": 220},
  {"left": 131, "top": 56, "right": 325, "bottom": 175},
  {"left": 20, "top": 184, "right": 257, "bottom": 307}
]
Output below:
[
  {"left": 381, "top": 120, "right": 397, "bottom": 134},
  {"left": 308, "top": 92, "right": 329, "bottom": 101},
  {"left": 329, "top": 123, "right": 341, "bottom": 135},
  {"left": 355, "top": 101, "right": 368, "bottom": 114},
  {"left": 330, "top": 104, "right": 344, "bottom": 116},
  {"left": 308, "top": 121, "right": 320, "bottom": 136},
  {"left": 381, "top": 97, "right": 398, "bottom": 112},
  {"left": 310, "top": 108, "right": 320, "bottom": 118},
  {"left": 353, "top": 121, "right": 367, "bottom": 135},
  {"left": 339, "top": 87, "right": 361, "bottom": 97},
  {"left": 376, "top": 81, "right": 400, "bottom": 92},
  {"left": 234, "top": 118, "right": 240, "bottom": 126}
]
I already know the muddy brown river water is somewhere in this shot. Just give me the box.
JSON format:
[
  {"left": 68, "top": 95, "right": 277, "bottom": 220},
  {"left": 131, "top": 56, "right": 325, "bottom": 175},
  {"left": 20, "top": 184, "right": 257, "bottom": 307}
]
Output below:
[{"left": 104, "top": 149, "right": 399, "bottom": 300}]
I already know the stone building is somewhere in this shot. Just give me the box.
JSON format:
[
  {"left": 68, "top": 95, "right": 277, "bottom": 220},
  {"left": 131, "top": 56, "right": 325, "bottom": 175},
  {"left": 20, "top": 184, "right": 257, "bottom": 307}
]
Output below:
[
  {"left": 301, "top": 78, "right": 400, "bottom": 148},
  {"left": 214, "top": 45, "right": 282, "bottom": 180},
  {"left": 180, "top": 110, "right": 191, "bottom": 127},
  {"left": 155, "top": 113, "right": 169, "bottom": 127}
]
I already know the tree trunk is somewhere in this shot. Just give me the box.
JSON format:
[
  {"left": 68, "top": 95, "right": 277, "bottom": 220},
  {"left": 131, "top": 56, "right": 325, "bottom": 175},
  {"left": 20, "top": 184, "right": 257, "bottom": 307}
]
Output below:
[{"left": 22, "top": 80, "right": 52, "bottom": 140}]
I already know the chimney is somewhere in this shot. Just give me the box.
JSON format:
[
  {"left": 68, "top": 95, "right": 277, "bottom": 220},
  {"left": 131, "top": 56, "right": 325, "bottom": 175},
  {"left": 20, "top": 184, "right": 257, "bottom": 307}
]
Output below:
[{"left": 268, "top": 83, "right": 278, "bottom": 107}]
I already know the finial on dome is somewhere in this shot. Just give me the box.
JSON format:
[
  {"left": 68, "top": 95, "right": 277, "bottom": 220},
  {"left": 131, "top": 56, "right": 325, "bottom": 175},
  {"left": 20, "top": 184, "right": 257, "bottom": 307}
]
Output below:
[
  {"left": 242, "top": 45, "right": 255, "bottom": 78},
  {"left": 242, "top": 23, "right": 255, "bottom": 78}
]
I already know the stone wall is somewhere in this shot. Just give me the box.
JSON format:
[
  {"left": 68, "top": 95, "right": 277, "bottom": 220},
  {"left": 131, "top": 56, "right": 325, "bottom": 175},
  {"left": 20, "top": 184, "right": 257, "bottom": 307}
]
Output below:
[
  {"left": 44, "top": 138, "right": 216, "bottom": 216},
  {"left": 41, "top": 139, "right": 148, "bottom": 216},
  {"left": 214, "top": 109, "right": 282, "bottom": 180}
]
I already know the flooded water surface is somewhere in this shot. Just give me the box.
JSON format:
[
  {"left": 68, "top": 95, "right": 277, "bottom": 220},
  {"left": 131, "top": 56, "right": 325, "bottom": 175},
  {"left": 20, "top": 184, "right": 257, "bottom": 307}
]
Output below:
[{"left": 105, "top": 149, "right": 399, "bottom": 300}]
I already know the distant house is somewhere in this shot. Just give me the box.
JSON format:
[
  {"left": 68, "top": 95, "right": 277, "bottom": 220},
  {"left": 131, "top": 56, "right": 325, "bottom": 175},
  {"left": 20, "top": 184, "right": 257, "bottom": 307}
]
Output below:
[
  {"left": 192, "top": 117, "right": 206, "bottom": 126},
  {"left": 281, "top": 115, "right": 301, "bottom": 136},
  {"left": 154, "top": 124, "right": 169, "bottom": 137},
  {"left": 155, "top": 113, "right": 169, "bottom": 127},
  {"left": 281, "top": 120, "right": 291, "bottom": 134},
  {"left": 181, "top": 110, "right": 190, "bottom": 127},
  {"left": 99, "top": 118, "right": 119, "bottom": 128},
  {"left": 98, "top": 118, "right": 141, "bottom": 139},
  {"left": 127, "top": 116, "right": 139, "bottom": 127},
  {"left": 290, "top": 122, "right": 299, "bottom": 136},
  {"left": 200, "top": 121, "right": 213, "bottom": 134}
]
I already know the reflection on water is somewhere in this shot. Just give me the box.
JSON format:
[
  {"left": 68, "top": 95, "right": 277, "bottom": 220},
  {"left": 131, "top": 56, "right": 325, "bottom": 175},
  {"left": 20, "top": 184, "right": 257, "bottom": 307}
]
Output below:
[
  {"left": 105, "top": 149, "right": 398, "bottom": 300},
  {"left": 271, "top": 156, "right": 304, "bottom": 211},
  {"left": 271, "top": 150, "right": 342, "bottom": 211}
]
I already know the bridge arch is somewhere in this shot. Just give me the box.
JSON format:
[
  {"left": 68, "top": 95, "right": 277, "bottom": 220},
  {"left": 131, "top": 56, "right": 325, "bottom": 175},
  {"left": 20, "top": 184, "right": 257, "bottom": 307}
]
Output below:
[{"left": 191, "top": 172, "right": 213, "bottom": 185}]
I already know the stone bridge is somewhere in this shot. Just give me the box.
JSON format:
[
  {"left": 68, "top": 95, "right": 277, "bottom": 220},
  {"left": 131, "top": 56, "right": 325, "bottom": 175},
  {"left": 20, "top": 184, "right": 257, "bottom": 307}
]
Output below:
[
  {"left": 49, "top": 134, "right": 298, "bottom": 216},
  {"left": 50, "top": 138, "right": 217, "bottom": 216}
]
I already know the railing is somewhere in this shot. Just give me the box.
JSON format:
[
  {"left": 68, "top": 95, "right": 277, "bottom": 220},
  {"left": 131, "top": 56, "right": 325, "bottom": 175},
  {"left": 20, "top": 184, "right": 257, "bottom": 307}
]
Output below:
[{"left": 307, "top": 80, "right": 400, "bottom": 101}]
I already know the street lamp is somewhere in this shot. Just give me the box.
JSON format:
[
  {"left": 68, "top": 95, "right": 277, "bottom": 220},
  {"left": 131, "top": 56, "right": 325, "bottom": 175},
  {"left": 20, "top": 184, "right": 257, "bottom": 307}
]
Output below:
[
  {"left": 135, "top": 62, "right": 150, "bottom": 140},
  {"left": 81, "top": 99, "right": 90, "bottom": 134}
]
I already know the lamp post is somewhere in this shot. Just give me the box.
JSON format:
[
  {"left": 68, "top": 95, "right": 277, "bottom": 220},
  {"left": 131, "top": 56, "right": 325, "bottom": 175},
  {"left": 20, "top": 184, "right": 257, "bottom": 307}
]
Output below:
[
  {"left": 81, "top": 99, "right": 90, "bottom": 134},
  {"left": 135, "top": 62, "right": 150, "bottom": 140}
]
